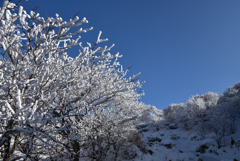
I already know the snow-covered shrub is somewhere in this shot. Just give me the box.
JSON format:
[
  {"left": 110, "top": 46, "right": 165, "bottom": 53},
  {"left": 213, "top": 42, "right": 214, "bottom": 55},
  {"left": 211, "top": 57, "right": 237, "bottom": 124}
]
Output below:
[
  {"left": 185, "top": 92, "right": 218, "bottom": 119},
  {"left": 137, "top": 105, "right": 164, "bottom": 123},
  {"left": 121, "top": 143, "right": 138, "bottom": 160},
  {"left": 217, "top": 82, "right": 240, "bottom": 131},
  {"left": 197, "top": 83, "right": 240, "bottom": 145},
  {"left": 200, "top": 92, "right": 219, "bottom": 110},
  {"left": 116, "top": 131, "right": 147, "bottom": 160},
  {"left": 207, "top": 107, "right": 237, "bottom": 148},
  {"left": 0, "top": 1, "right": 147, "bottom": 160},
  {"left": 120, "top": 142, "right": 145, "bottom": 160},
  {"left": 163, "top": 102, "right": 193, "bottom": 130},
  {"left": 163, "top": 103, "right": 184, "bottom": 122},
  {"left": 135, "top": 105, "right": 165, "bottom": 132},
  {"left": 173, "top": 92, "right": 219, "bottom": 130},
  {"left": 218, "top": 82, "right": 240, "bottom": 105},
  {"left": 126, "top": 131, "right": 147, "bottom": 153},
  {"left": 184, "top": 92, "right": 218, "bottom": 132}
]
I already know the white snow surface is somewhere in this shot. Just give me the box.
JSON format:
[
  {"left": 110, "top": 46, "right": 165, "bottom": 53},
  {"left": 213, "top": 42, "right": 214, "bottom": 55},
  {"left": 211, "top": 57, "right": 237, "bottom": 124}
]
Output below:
[{"left": 109, "top": 121, "right": 240, "bottom": 161}]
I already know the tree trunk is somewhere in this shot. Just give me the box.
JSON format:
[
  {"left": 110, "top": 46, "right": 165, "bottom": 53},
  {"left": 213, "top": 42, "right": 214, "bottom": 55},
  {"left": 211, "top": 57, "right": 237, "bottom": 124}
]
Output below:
[{"left": 71, "top": 140, "right": 80, "bottom": 161}]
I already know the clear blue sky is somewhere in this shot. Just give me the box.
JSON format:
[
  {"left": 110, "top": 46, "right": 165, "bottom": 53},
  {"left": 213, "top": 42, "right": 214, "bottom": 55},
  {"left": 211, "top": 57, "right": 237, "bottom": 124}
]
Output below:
[{"left": 17, "top": 0, "right": 240, "bottom": 109}]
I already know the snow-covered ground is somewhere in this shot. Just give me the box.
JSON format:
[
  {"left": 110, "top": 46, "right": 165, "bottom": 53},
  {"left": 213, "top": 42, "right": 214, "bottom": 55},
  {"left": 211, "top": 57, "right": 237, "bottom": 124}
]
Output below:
[{"left": 117, "top": 121, "right": 240, "bottom": 161}]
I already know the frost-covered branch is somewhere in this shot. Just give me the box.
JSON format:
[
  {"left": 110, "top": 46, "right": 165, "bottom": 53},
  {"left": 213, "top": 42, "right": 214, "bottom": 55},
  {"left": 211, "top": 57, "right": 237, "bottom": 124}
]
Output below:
[{"left": 0, "top": 1, "right": 147, "bottom": 160}]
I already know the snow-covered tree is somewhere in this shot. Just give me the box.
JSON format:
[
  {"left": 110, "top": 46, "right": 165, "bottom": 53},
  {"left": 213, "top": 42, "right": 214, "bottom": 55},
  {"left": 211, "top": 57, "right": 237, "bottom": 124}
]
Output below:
[
  {"left": 163, "top": 92, "right": 218, "bottom": 131},
  {"left": 185, "top": 92, "right": 218, "bottom": 118},
  {"left": 163, "top": 103, "right": 184, "bottom": 122},
  {"left": 206, "top": 107, "right": 235, "bottom": 148},
  {"left": 136, "top": 104, "right": 163, "bottom": 123},
  {"left": 0, "top": 1, "right": 147, "bottom": 160},
  {"left": 217, "top": 82, "right": 240, "bottom": 118}
]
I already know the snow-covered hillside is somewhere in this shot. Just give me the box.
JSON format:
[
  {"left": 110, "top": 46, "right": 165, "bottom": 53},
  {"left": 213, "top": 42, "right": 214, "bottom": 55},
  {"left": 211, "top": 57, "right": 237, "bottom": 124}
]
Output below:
[
  {"left": 104, "top": 83, "right": 240, "bottom": 161},
  {"left": 124, "top": 120, "right": 240, "bottom": 161}
]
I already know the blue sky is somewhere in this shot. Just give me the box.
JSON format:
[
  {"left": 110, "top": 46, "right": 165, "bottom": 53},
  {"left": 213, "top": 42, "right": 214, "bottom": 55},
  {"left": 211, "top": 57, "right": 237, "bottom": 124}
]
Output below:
[{"left": 18, "top": 0, "right": 240, "bottom": 109}]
